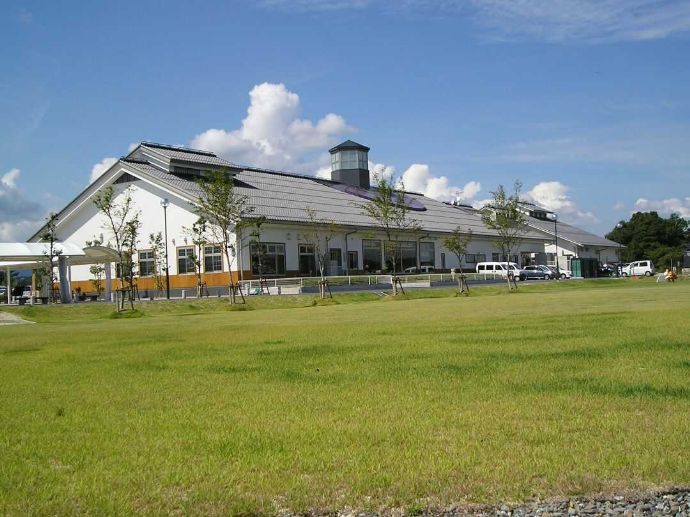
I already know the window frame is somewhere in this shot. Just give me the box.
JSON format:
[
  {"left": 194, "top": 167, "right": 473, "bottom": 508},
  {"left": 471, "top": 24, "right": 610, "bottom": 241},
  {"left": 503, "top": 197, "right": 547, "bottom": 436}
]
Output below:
[
  {"left": 176, "top": 246, "right": 196, "bottom": 275},
  {"left": 203, "top": 244, "right": 223, "bottom": 273}
]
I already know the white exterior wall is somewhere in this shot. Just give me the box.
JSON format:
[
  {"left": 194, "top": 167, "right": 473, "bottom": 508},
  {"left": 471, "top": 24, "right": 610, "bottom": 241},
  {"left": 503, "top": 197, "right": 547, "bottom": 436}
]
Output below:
[
  {"left": 545, "top": 241, "right": 621, "bottom": 271},
  {"left": 52, "top": 176, "right": 620, "bottom": 283},
  {"left": 57, "top": 180, "right": 199, "bottom": 282}
]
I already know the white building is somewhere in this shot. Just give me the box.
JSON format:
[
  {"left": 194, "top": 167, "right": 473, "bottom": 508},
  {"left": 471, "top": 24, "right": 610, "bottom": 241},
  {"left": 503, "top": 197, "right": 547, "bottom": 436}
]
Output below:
[{"left": 25, "top": 140, "right": 621, "bottom": 297}]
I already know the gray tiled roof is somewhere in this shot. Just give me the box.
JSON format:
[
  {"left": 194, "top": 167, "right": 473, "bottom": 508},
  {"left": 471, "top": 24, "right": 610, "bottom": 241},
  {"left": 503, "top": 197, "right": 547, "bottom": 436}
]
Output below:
[
  {"left": 139, "top": 144, "right": 237, "bottom": 168},
  {"left": 527, "top": 216, "right": 620, "bottom": 247},
  {"left": 126, "top": 160, "right": 550, "bottom": 240}
]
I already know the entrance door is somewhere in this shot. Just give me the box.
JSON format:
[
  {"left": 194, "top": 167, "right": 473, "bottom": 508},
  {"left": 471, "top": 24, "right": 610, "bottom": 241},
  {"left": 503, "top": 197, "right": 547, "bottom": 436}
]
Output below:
[
  {"left": 298, "top": 244, "right": 316, "bottom": 276},
  {"left": 328, "top": 248, "right": 342, "bottom": 276}
]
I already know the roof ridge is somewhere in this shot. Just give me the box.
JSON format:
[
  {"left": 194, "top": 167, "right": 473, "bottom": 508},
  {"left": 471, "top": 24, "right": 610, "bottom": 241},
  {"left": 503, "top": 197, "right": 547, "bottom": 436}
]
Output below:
[{"left": 140, "top": 141, "right": 217, "bottom": 157}]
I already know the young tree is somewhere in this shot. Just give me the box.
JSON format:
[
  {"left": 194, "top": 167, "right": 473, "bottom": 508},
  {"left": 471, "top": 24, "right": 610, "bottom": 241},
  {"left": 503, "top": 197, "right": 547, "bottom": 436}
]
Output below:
[
  {"left": 249, "top": 216, "right": 268, "bottom": 294},
  {"left": 359, "top": 174, "right": 422, "bottom": 295},
  {"left": 89, "top": 264, "right": 105, "bottom": 296},
  {"left": 443, "top": 227, "right": 473, "bottom": 294},
  {"left": 301, "top": 208, "right": 338, "bottom": 299},
  {"left": 196, "top": 171, "right": 255, "bottom": 304},
  {"left": 93, "top": 185, "right": 140, "bottom": 311},
  {"left": 85, "top": 236, "right": 105, "bottom": 298},
  {"left": 148, "top": 232, "right": 166, "bottom": 297},
  {"left": 39, "top": 212, "right": 62, "bottom": 303},
  {"left": 480, "top": 182, "right": 528, "bottom": 292},
  {"left": 122, "top": 217, "right": 141, "bottom": 310},
  {"left": 183, "top": 217, "right": 209, "bottom": 298}
]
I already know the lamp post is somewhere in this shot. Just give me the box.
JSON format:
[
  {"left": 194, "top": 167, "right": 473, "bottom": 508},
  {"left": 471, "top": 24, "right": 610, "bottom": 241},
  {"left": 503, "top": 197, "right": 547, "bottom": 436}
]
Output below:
[
  {"left": 161, "top": 198, "right": 171, "bottom": 299},
  {"left": 551, "top": 213, "right": 560, "bottom": 279},
  {"left": 616, "top": 223, "right": 623, "bottom": 276}
]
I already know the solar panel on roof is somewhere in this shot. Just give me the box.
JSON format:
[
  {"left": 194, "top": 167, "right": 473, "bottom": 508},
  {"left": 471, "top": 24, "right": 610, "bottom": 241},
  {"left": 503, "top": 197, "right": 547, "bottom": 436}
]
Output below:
[{"left": 329, "top": 183, "right": 426, "bottom": 211}]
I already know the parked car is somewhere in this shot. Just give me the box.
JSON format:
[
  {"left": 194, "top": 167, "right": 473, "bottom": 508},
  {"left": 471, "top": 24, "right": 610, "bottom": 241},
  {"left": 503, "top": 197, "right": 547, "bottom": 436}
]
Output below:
[
  {"left": 622, "top": 260, "right": 655, "bottom": 277},
  {"left": 0, "top": 286, "right": 7, "bottom": 303},
  {"left": 547, "top": 266, "right": 572, "bottom": 279},
  {"left": 598, "top": 263, "right": 618, "bottom": 277},
  {"left": 475, "top": 262, "right": 523, "bottom": 280},
  {"left": 403, "top": 265, "right": 435, "bottom": 274},
  {"left": 520, "top": 265, "right": 551, "bottom": 281}
]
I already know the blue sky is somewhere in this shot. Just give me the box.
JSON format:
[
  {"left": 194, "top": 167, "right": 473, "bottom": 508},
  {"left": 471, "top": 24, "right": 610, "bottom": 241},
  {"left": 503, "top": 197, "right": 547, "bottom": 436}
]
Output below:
[{"left": 2, "top": 0, "right": 690, "bottom": 240}]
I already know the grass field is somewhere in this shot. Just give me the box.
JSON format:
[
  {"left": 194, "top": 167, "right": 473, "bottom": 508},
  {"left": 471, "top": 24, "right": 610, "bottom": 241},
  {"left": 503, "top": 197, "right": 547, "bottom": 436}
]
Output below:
[{"left": 1, "top": 279, "right": 689, "bottom": 514}]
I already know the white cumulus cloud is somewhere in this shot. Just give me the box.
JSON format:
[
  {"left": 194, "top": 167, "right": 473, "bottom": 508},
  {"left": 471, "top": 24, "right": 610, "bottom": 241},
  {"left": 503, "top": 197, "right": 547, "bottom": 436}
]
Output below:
[
  {"left": 400, "top": 163, "right": 481, "bottom": 203},
  {"left": 0, "top": 168, "right": 46, "bottom": 240},
  {"left": 1, "top": 168, "right": 20, "bottom": 189},
  {"left": 526, "top": 181, "right": 598, "bottom": 223},
  {"left": 634, "top": 197, "right": 690, "bottom": 218},
  {"left": 89, "top": 157, "right": 118, "bottom": 183},
  {"left": 191, "top": 82, "right": 352, "bottom": 172}
]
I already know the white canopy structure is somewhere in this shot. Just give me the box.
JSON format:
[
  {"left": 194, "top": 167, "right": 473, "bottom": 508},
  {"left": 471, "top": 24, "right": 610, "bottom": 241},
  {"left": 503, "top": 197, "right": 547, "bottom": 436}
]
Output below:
[{"left": 0, "top": 243, "right": 119, "bottom": 304}]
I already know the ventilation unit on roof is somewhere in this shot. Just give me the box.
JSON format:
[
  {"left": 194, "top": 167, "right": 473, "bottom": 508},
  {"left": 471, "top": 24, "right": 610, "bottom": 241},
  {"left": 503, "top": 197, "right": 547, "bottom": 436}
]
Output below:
[{"left": 329, "top": 140, "right": 370, "bottom": 189}]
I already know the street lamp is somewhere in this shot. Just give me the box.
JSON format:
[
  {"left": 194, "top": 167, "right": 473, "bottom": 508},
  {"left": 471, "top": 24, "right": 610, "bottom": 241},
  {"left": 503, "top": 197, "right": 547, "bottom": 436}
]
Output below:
[
  {"left": 160, "top": 198, "right": 171, "bottom": 299},
  {"left": 616, "top": 223, "right": 623, "bottom": 276},
  {"left": 551, "top": 213, "right": 560, "bottom": 278}
]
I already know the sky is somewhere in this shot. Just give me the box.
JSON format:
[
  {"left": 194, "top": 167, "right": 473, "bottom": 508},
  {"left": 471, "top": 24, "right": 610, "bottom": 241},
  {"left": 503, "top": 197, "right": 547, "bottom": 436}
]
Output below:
[{"left": 2, "top": 0, "right": 690, "bottom": 240}]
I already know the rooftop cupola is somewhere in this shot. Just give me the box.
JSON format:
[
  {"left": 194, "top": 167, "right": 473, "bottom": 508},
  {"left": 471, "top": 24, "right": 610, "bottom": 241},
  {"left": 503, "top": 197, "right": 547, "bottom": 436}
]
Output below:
[{"left": 329, "top": 140, "right": 370, "bottom": 189}]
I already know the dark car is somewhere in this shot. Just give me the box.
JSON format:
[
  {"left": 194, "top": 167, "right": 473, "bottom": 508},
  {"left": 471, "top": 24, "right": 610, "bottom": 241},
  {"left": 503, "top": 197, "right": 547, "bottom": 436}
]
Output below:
[
  {"left": 519, "top": 265, "right": 551, "bottom": 281},
  {"left": 598, "top": 264, "right": 618, "bottom": 277}
]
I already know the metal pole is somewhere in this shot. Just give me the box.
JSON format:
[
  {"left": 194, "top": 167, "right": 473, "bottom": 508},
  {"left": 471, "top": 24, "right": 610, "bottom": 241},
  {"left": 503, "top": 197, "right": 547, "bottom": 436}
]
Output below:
[
  {"left": 553, "top": 214, "right": 560, "bottom": 278},
  {"left": 162, "top": 199, "right": 171, "bottom": 299}
]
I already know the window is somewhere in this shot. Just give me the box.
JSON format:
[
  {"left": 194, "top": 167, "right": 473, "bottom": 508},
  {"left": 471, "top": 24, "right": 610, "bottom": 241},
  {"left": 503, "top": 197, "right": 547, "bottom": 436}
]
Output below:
[
  {"left": 298, "top": 243, "right": 316, "bottom": 276},
  {"left": 465, "top": 254, "right": 486, "bottom": 264},
  {"left": 546, "top": 253, "right": 556, "bottom": 266},
  {"left": 362, "top": 239, "right": 382, "bottom": 272},
  {"left": 138, "top": 250, "right": 155, "bottom": 277},
  {"left": 333, "top": 149, "right": 368, "bottom": 170},
  {"left": 329, "top": 248, "right": 342, "bottom": 267},
  {"left": 250, "top": 242, "right": 286, "bottom": 276},
  {"left": 492, "top": 252, "right": 501, "bottom": 261},
  {"left": 204, "top": 245, "right": 223, "bottom": 272},
  {"left": 399, "top": 241, "right": 417, "bottom": 271},
  {"left": 347, "top": 251, "right": 358, "bottom": 270},
  {"left": 177, "top": 246, "right": 195, "bottom": 274},
  {"left": 419, "top": 242, "right": 434, "bottom": 267}
]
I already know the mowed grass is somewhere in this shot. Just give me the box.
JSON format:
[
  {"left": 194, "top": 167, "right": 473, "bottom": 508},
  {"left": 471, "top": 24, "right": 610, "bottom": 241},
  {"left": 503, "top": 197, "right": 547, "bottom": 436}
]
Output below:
[{"left": 1, "top": 280, "right": 689, "bottom": 514}]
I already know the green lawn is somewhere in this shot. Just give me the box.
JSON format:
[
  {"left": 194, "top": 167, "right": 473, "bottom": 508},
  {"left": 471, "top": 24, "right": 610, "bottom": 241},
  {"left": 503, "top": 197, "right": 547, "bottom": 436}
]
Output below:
[{"left": 1, "top": 280, "right": 689, "bottom": 514}]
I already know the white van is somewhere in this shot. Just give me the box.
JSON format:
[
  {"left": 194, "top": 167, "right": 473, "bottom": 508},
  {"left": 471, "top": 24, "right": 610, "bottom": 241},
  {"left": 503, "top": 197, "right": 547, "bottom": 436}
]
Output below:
[
  {"left": 622, "top": 260, "right": 655, "bottom": 277},
  {"left": 475, "top": 262, "right": 522, "bottom": 279}
]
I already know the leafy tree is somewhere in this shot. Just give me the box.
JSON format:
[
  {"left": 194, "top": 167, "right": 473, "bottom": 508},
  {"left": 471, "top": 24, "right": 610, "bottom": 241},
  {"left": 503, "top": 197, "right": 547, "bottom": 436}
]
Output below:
[
  {"left": 183, "top": 217, "right": 209, "bottom": 298},
  {"left": 85, "top": 236, "right": 106, "bottom": 297},
  {"left": 39, "top": 212, "right": 62, "bottom": 302},
  {"left": 359, "top": 174, "right": 422, "bottom": 295},
  {"left": 249, "top": 216, "right": 268, "bottom": 293},
  {"left": 93, "top": 186, "right": 140, "bottom": 311},
  {"left": 606, "top": 211, "right": 688, "bottom": 268},
  {"left": 196, "top": 171, "right": 254, "bottom": 303},
  {"left": 442, "top": 227, "right": 473, "bottom": 293},
  {"left": 89, "top": 264, "right": 105, "bottom": 296},
  {"left": 480, "top": 182, "right": 528, "bottom": 292},
  {"left": 147, "top": 232, "right": 166, "bottom": 297},
  {"left": 301, "top": 208, "right": 338, "bottom": 299}
]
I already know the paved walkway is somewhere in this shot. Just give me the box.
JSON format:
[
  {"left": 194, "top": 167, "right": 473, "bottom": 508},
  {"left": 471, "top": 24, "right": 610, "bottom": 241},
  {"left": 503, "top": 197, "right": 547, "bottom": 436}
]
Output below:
[{"left": 0, "top": 311, "right": 34, "bottom": 325}]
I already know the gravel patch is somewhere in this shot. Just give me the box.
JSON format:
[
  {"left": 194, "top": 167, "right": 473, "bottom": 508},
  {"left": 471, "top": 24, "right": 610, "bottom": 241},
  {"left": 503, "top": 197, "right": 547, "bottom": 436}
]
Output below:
[
  {"left": 292, "top": 488, "right": 690, "bottom": 517},
  {"left": 0, "top": 311, "right": 34, "bottom": 325}
]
